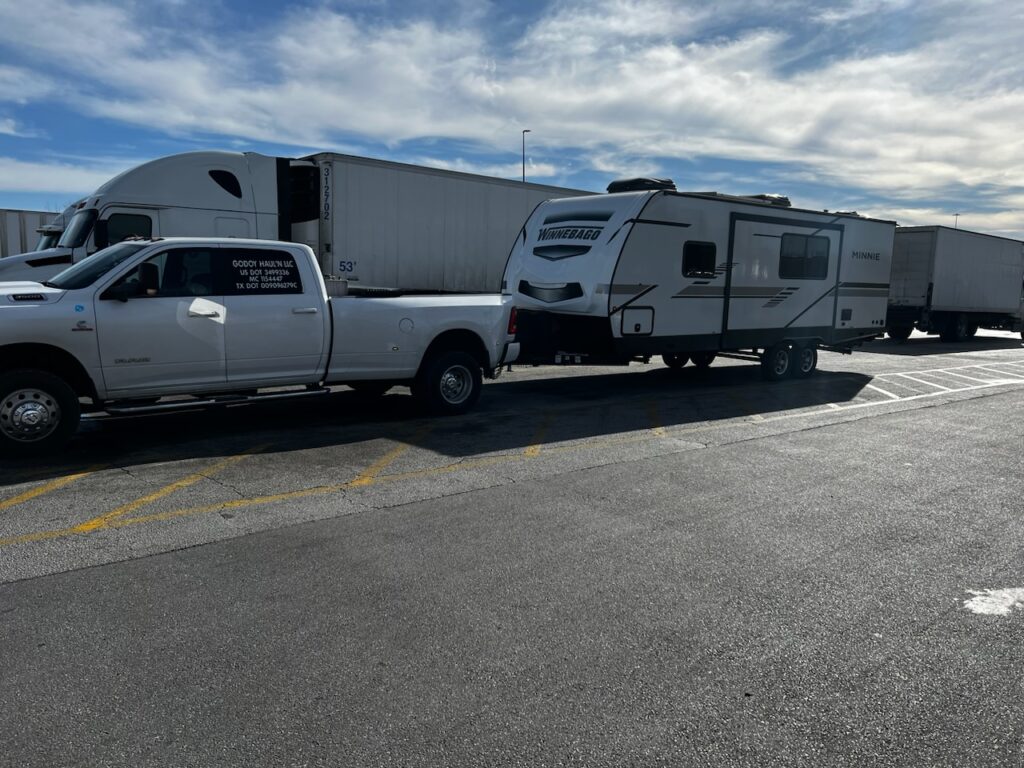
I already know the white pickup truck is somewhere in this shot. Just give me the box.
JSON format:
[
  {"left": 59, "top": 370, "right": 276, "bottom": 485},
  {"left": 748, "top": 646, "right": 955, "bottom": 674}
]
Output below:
[{"left": 0, "top": 238, "right": 520, "bottom": 456}]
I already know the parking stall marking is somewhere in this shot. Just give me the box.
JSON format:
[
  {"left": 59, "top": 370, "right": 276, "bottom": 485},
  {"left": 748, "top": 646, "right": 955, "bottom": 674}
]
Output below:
[{"left": 0, "top": 465, "right": 107, "bottom": 514}]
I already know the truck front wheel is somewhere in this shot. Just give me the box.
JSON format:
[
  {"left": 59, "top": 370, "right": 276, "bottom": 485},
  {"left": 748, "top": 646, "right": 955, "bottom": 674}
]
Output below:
[
  {"left": 414, "top": 350, "right": 482, "bottom": 415},
  {"left": 0, "top": 370, "right": 81, "bottom": 457}
]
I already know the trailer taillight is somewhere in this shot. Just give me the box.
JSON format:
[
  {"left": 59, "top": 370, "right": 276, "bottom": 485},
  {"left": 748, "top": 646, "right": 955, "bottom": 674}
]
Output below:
[{"left": 507, "top": 307, "right": 518, "bottom": 336}]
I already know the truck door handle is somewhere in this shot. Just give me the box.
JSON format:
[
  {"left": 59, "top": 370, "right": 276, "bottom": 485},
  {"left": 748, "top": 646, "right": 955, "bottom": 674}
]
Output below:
[
  {"left": 188, "top": 309, "right": 220, "bottom": 318},
  {"left": 292, "top": 307, "right": 319, "bottom": 314}
]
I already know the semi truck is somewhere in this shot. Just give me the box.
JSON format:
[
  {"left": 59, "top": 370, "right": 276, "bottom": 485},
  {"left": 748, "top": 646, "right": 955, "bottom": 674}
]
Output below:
[
  {"left": 0, "top": 151, "right": 587, "bottom": 291},
  {"left": 504, "top": 179, "right": 895, "bottom": 379},
  {"left": 0, "top": 237, "right": 520, "bottom": 456},
  {"left": 0, "top": 208, "right": 57, "bottom": 259},
  {"left": 886, "top": 226, "right": 1024, "bottom": 341}
]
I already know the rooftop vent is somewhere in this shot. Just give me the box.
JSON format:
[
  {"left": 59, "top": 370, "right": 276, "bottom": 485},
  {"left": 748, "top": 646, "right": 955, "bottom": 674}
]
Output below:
[
  {"left": 744, "top": 193, "right": 791, "bottom": 207},
  {"left": 606, "top": 178, "right": 677, "bottom": 194}
]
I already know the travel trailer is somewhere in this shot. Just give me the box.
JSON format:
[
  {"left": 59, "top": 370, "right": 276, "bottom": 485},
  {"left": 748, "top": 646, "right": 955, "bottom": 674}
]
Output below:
[
  {"left": 504, "top": 179, "right": 895, "bottom": 379},
  {"left": 887, "top": 226, "right": 1024, "bottom": 341},
  {"left": 0, "top": 151, "right": 586, "bottom": 291}
]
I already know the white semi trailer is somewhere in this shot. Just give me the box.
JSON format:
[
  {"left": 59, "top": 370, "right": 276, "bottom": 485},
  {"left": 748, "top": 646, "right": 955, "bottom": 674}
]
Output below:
[
  {"left": 886, "top": 226, "right": 1024, "bottom": 341},
  {"left": 0, "top": 208, "right": 56, "bottom": 259},
  {"left": 0, "top": 151, "right": 587, "bottom": 291}
]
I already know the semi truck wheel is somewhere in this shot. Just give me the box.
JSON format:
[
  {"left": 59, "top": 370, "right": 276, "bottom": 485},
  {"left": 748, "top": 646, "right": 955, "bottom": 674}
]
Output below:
[
  {"left": 414, "top": 350, "right": 482, "bottom": 415},
  {"left": 887, "top": 325, "right": 913, "bottom": 341},
  {"left": 690, "top": 352, "right": 716, "bottom": 369},
  {"left": 662, "top": 353, "right": 689, "bottom": 369},
  {"left": 940, "top": 314, "right": 969, "bottom": 342},
  {"left": 0, "top": 370, "right": 80, "bottom": 457},
  {"left": 791, "top": 345, "right": 818, "bottom": 378},
  {"left": 760, "top": 343, "right": 793, "bottom": 381}
]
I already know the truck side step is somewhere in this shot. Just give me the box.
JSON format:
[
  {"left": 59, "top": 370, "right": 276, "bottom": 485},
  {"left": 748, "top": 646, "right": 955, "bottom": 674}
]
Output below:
[{"left": 94, "top": 388, "right": 331, "bottom": 417}]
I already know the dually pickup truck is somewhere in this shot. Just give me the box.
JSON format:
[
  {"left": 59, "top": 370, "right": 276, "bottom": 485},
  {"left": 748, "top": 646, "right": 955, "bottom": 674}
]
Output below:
[{"left": 0, "top": 237, "right": 520, "bottom": 456}]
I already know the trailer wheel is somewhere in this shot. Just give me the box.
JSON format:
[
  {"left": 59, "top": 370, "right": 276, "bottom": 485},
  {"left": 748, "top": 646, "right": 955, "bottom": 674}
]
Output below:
[
  {"left": 791, "top": 345, "right": 818, "bottom": 378},
  {"left": 887, "top": 325, "right": 913, "bottom": 342},
  {"left": 0, "top": 370, "right": 80, "bottom": 458},
  {"left": 414, "top": 350, "right": 482, "bottom": 415},
  {"left": 760, "top": 343, "right": 793, "bottom": 381},
  {"left": 690, "top": 352, "right": 716, "bottom": 369},
  {"left": 662, "top": 353, "right": 689, "bottom": 369},
  {"left": 940, "top": 314, "right": 969, "bottom": 343},
  {"left": 966, "top": 323, "right": 978, "bottom": 338}
]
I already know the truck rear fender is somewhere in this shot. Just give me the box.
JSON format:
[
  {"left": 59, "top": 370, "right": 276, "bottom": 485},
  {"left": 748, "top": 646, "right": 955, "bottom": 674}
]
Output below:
[
  {"left": 0, "top": 344, "right": 98, "bottom": 401},
  {"left": 417, "top": 330, "right": 490, "bottom": 375}
]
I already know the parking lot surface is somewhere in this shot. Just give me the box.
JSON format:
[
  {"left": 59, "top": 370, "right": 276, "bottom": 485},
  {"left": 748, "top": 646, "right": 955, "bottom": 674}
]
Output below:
[{"left": 3, "top": 331, "right": 1024, "bottom": 766}]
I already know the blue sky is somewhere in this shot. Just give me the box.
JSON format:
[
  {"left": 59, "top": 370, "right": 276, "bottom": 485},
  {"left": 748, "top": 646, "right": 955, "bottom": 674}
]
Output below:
[{"left": 1, "top": 0, "right": 1023, "bottom": 235}]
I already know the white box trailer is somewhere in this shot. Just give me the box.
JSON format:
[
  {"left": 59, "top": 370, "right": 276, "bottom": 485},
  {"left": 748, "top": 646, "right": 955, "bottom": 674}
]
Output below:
[
  {"left": 0, "top": 151, "right": 587, "bottom": 292},
  {"left": 887, "top": 226, "right": 1024, "bottom": 341},
  {"left": 504, "top": 179, "right": 895, "bottom": 379},
  {"left": 0, "top": 208, "right": 55, "bottom": 259}
]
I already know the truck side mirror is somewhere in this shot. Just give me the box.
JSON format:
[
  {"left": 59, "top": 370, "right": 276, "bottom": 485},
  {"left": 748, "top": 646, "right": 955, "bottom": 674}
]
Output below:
[{"left": 93, "top": 219, "right": 109, "bottom": 250}]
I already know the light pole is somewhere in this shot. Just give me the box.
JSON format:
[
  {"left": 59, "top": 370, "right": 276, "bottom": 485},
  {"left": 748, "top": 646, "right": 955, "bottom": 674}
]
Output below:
[
  {"left": 953, "top": 212, "right": 960, "bottom": 229},
  {"left": 522, "top": 129, "right": 531, "bottom": 183}
]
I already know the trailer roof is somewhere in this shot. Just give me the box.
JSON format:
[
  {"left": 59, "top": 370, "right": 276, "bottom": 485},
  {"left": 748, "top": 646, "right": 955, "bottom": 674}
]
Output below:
[
  {"left": 896, "top": 225, "right": 1024, "bottom": 245},
  {"left": 667, "top": 190, "right": 897, "bottom": 225}
]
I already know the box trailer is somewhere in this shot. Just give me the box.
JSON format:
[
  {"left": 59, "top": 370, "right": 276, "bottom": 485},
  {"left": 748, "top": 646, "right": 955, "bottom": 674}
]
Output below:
[
  {"left": 0, "top": 151, "right": 587, "bottom": 291},
  {"left": 886, "top": 226, "right": 1024, "bottom": 341},
  {"left": 0, "top": 208, "right": 56, "bottom": 259},
  {"left": 504, "top": 179, "right": 895, "bottom": 379}
]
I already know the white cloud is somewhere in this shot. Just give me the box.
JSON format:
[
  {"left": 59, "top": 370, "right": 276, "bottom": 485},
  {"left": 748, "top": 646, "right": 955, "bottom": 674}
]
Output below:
[
  {"left": 0, "top": 155, "right": 136, "bottom": 193},
  {"left": 0, "top": 0, "right": 1023, "bottom": 231}
]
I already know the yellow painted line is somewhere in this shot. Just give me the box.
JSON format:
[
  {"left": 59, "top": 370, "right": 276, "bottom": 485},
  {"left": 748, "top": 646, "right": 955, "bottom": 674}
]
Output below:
[
  {"left": 524, "top": 413, "right": 552, "bottom": 457},
  {"left": 0, "top": 465, "right": 106, "bottom": 513},
  {"left": 646, "top": 402, "right": 667, "bottom": 437},
  {"left": 349, "top": 426, "right": 430, "bottom": 487},
  {"left": 72, "top": 447, "right": 267, "bottom": 533}
]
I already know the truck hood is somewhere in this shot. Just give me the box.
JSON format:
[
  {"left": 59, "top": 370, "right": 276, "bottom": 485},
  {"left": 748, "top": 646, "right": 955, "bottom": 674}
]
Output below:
[
  {"left": 0, "top": 281, "right": 68, "bottom": 306},
  {"left": 0, "top": 247, "right": 74, "bottom": 276}
]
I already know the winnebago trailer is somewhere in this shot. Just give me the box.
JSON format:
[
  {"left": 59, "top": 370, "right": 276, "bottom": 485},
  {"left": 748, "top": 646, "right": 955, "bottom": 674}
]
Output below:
[
  {"left": 0, "top": 151, "right": 586, "bottom": 291},
  {"left": 504, "top": 180, "right": 895, "bottom": 379},
  {"left": 0, "top": 208, "right": 54, "bottom": 259},
  {"left": 886, "top": 226, "right": 1024, "bottom": 341}
]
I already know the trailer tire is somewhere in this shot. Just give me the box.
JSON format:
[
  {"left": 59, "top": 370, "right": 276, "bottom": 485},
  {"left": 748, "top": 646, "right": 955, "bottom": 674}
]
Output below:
[
  {"left": 690, "top": 352, "right": 716, "bottom": 369},
  {"left": 662, "top": 353, "right": 689, "bottom": 369},
  {"left": 0, "top": 369, "right": 80, "bottom": 458},
  {"left": 761, "top": 343, "right": 793, "bottom": 381},
  {"left": 791, "top": 345, "right": 818, "bottom": 378},
  {"left": 940, "top": 314, "right": 969, "bottom": 343},
  {"left": 966, "top": 323, "right": 978, "bottom": 338},
  {"left": 414, "top": 350, "right": 482, "bottom": 415},
  {"left": 887, "top": 325, "right": 913, "bottom": 341}
]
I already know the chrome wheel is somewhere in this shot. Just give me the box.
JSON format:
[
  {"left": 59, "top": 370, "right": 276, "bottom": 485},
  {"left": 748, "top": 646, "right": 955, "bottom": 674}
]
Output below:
[
  {"left": 439, "top": 364, "right": 473, "bottom": 405},
  {"left": 771, "top": 348, "right": 790, "bottom": 376},
  {"left": 797, "top": 347, "right": 815, "bottom": 374},
  {"left": 0, "top": 387, "right": 61, "bottom": 443}
]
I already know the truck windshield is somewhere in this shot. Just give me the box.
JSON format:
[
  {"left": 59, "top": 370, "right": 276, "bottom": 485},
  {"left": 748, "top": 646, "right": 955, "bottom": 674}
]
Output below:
[
  {"left": 57, "top": 209, "right": 98, "bottom": 249},
  {"left": 46, "top": 243, "right": 148, "bottom": 290}
]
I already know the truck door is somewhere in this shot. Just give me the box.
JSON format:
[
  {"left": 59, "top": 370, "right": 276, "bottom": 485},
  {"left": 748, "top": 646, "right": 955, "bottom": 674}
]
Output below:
[
  {"left": 94, "top": 246, "right": 226, "bottom": 395},
  {"left": 221, "top": 246, "right": 327, "bottom": 385},
  {"left": 725, "top": 215, "right": 842, "bottom": 342}
]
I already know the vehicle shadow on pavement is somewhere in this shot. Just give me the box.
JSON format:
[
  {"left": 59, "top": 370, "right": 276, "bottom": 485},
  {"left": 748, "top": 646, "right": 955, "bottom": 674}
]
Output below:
[
  {"left": 0, "top": 365, "right": 877, "bottom": 485},
  {"left": 867, "top": 336, "right": 1023, "bottom": 356}
]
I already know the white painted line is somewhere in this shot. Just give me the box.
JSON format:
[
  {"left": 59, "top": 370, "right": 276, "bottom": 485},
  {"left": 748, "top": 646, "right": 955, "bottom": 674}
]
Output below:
[
  {"left": 942, "top": 370, "right": 997, "bottom": 384},
  {"left": 978, "top": 365, "right": 1024, "bottom": 380},
  {"left": 865, "top": 383, "right": 901, "bottom": 400},
  {"left": 964, "top": 588, "right": 1024, "bottom": 616},
  {"left": 896, "top": 373, "right": 954, "bottom": 391}
]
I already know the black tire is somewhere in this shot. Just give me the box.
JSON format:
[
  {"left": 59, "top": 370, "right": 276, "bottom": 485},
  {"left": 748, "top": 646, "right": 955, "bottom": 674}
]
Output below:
[
  {"left": 760, "top": 342, "right": 793, "bottom": 381},
  {"left": 690, "top": 351, "right": 717, "bottom": 369},
  {"left": 940, "top": 314, "right": 969, "bottom": 343},
  {"left": 348, "top": 381, "right": 392, "bottom": 398},
  {"left": 662, "top": 353, "right": 689, "bottom": 369},
  {"left": 413, "top": 350, "right": 482, "bottom": 415},
  {"left": 0, "top": 369, "right": 80, "bottom": 457},
  {"left": 966, "top": 323, "right": 978, "bottom": 338},
  {"left": 791, "top": 344, "right": 818, "bottom": 378},
  {"left": 887, "top": 325, "right": 913, "bottom": 342}
]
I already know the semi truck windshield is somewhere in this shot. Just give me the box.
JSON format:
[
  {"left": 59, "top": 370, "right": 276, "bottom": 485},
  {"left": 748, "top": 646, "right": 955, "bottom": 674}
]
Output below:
[{"left": 57, "top": 209, "right": 98, "bottom": 249}]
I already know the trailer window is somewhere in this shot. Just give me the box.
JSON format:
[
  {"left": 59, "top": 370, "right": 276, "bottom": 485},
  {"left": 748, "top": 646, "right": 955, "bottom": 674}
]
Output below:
[
  {"left": 222, "top": 248, "right": 303, "bottom": 295},
  {"left": 779, "top": 234, "right": 829, "bottom": 280},
  {"left": 682, "top": 241, "right": 717, "bottom": 278}
]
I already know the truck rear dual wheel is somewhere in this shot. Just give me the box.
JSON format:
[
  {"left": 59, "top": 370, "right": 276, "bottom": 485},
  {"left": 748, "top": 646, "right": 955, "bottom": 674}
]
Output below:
[
  {"left": 414, "top": 350, "right": 482, "bottom": 415},
  {"left": 940, "top": 314, "right": 971, "bottom": 343},
  {"left": 0, "top": 370, "right": 80, "bottom": 457}
]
